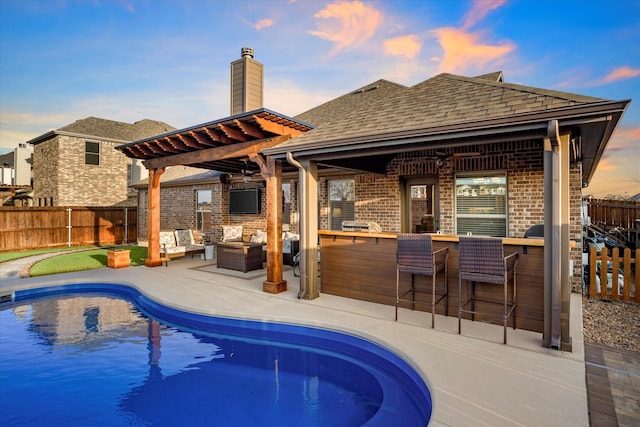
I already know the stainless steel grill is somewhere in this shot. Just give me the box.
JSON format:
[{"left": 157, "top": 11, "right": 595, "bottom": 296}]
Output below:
[{"left": 341, "top": 221, "right": 382, "bottom": 233}]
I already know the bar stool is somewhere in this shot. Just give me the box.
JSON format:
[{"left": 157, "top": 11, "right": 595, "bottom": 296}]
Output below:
[
  {"left": 458, "top": 236, "right": 519, "bottom": 344},
  {"left": 396, "top": 233, "right": 449, "bottom": 328}
]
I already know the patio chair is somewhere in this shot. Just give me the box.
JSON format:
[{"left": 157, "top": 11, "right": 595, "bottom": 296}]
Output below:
[
  {"left": 395, "top": 233, "right": 449, "bottom": 328},
  {"left": 458, "top": 236, "right": 519, "bottom": 344}
]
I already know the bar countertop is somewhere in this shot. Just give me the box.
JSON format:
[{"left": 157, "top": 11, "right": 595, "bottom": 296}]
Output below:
[{"left": 317, "top": 230, "right": 546, "bottom": 246}]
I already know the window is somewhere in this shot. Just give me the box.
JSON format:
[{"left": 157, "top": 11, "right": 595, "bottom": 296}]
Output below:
[
  {"left": 409, "top": 182, "right": 436, "bottom": 233},
  {"left": 85, "top": 141, "right": 100, "bottom": 165},
  {"left": 196, "top": 190, "right": 212, "bottom": 231},
  {"left": 282, "top": 183, "right": 291, "bottom": 226},
  {"left": 328, "top": 179, "right": 355, "bottom": 230},
  {"left": 455, "top": 174, "right": 507, "bottom": 237}
]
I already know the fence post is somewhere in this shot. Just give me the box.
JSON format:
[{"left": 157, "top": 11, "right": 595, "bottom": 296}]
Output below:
[
  {"left": 124, "top": 207, "right": 128, "bottom": 244},
  {"left": 67, "top": 207, "right": 72, "bottom": 247}
]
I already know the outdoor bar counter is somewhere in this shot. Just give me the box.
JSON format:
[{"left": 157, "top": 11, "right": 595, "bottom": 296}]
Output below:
[{"left": 319, "top": 230, "right": 546, "bottom": 333}]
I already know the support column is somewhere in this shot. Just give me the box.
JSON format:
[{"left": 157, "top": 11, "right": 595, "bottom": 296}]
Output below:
[
  {"left": 298, "top": 159, "right": 319, "bottom": 300},
  {"left": 145, "top": 167, "right": 164, "bottom": 267},
  {"left": 543, "top": 120, "right": 572, "bottom": 350},
  {"left": 251, "top": 154, "right": 286, "bottom": 293},
  {"left": 560, "top": 133, "right": 573, "bottom": 351}
]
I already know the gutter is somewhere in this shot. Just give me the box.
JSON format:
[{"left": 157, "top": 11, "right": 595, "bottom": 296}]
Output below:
[
  {"left": 265, "top": 99, "right": 629, "bottom": 158},
  {"left": 544, "top": 119, "right": 562, "bottom": 349},
  {"left": 286, "top": 152, "right": 307, "bottom": 299}
]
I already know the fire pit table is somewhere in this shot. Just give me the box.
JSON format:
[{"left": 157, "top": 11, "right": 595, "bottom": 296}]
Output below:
[{"left": 216, "top": 242, "right": 264, "bottom": 272}]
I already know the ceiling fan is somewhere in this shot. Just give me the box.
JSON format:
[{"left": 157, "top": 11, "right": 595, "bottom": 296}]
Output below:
[
  {"left": 240, "top": 160, "right": 258, "bottom": 183},
  {"left": 428, "top": 151, "right": 481, "bottom": 168}
]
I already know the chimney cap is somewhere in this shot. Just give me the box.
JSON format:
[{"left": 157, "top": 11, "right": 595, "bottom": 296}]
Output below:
[{"left": 241, "top": 47, "right": 254, "bottom": 58}]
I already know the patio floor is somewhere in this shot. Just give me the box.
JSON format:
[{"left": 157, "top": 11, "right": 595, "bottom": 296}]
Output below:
[{"left": 1, "top": 256, "right": 590, "bottom": 426}]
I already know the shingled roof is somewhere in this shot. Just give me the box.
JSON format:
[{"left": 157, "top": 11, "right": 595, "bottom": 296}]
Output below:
[
  {"left": 28, "top": 117, "right": 176, "bottom": 145},
  {"left": 284, "top": 72, "right": 607, "bottom": 147},
  {"left": 265, "top": 71, "right": 628, "bottom": 183},
  {"left": 295, "top": 79, "right": 407, "bottom": 127}
]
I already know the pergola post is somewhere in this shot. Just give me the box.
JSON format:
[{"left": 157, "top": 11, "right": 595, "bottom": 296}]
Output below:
[
  {"left": 251, "top": 154, "right": 286, "bottom": 293},
  {"left": 145, "top": 167, "right": 165, "bottom": 267}
]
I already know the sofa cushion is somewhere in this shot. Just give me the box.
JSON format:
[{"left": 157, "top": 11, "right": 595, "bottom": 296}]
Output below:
[
  {"left": 283, "top": 232, "right": 299, "bottom": 241},
  {"left": 222, "top": 225, "right": 243, "bottom": 242},
  {"left": 175, "top": 229, "right": 196, "bottom": 246},
  {"left": 162, "top": 245, "right": 186, "bottom": 255},
  {"left": 159, "top": 231, "right": 177, "bottom": 247},
  {"left": 254, "top": 229, "right": 267, "bottom": 243}
]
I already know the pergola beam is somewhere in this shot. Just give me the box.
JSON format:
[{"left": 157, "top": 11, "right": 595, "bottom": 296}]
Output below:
[{"left": 142, "top": 135, "right": 291, "bottom": 169}]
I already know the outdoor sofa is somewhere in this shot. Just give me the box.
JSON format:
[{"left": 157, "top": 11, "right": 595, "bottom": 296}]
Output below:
[{"left": 159, "top": 229, "right": 206, "bottom": 265}]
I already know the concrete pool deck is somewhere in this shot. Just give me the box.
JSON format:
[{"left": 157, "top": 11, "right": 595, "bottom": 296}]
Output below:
[{"left": 1, "top": 257, "right": 589, "bottom": 426}]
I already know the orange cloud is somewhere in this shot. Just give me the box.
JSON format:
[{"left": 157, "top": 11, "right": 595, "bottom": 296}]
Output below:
[
  {"left": 309, "top": 0, "right": 381, "bottom": 52},
  {"left": 605, "top": 125, "right": 640, "bottom": 152},
  {"left": 433, "top": 27, "right": 515, "bottom": 74},
  {"left": 601, "top": 66, "right": 640, "bottom": 84},
  {"left": 462, "top": 0, "right": 507, "bottom": 30},
  {"left": 254, "top": 18, "right": 273, "bottom": 30},
  {"left": 384, "top": 35, "right": 422, "bottom": 58},
  {"left": 596, "top": 158, "right": 616, "bottom": 171}
]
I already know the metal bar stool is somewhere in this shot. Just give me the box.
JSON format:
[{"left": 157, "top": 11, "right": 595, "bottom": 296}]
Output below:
[
  {"left": 457, "top": 236, "right": 519, "bottom": 344},
  {"left": 396, "top": 233, "right": 449, "bottom": 328}
]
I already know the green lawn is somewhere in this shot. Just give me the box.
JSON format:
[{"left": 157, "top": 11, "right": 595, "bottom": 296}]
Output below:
[
  {"left": 28, "top": 246, "right": 148, "bottom": 277},
  {"left": 0, "top": 245, "right": 100, "bottom": 263}
]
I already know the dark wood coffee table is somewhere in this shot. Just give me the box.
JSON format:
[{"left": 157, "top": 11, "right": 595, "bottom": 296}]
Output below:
[{"left": 216, "top": 242, "right": 263, "bottom": 272}]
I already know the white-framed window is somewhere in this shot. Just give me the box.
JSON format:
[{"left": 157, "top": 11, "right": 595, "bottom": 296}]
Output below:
[
  {"left": 455, "top": 173, "right": 507, "bottom": 237},
  {"left": 196, "top": 190, "right": 212, "bottom": 231},
  {"left": 328, "top": 179, "right": 355, "bottom": 231},
  {"left": 85, "top": 141, "right": 100, "bottom": 165}
]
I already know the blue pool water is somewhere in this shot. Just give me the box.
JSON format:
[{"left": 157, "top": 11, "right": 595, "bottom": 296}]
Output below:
[{"left": 0, "top": 283, "right": 432, "bottom": 426}]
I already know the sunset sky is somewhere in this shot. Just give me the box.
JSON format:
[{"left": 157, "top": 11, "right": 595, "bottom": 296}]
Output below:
[{"left": 1, "top": 0, "right": 638, "bottom": 197}]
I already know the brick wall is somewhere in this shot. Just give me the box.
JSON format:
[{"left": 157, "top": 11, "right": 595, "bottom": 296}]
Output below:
[
  {"left": 138, "top": 182, "right": 275, "bottom": 242},
  {"left": 33, "top": 139, "right": 59, "bottom": 205},
  {"left": 33, "top": 135, "right": 132, "bottom": 206},
  {"left": 137, "top": 141, "right": 584, "bottom": 290}
]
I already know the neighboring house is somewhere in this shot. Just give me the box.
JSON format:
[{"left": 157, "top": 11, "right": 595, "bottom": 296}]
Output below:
[
  {"left": 0, "top": 143, "right": 33, "bottom": 205},
  {"left": 0, "top": 143, "right": 32, "bottom": 186},
  {"left": 27, "top": 117, "right": 175, "bottom": 206}
]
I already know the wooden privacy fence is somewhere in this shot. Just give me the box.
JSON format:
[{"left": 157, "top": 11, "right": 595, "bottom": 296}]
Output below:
[
  {"left": 588, "top": 245, "right": 639, "bottom": 302},
  {"left": 583, "top": 197, "right": 640, "bottom": 230},
  {"left": 0, "top": 206, "right": 137, "bottom": 252}
]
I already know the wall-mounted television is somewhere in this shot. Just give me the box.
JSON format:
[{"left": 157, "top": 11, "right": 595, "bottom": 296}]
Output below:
[{"left": 229, "top": 188, "right": 261, "bottom": 214}]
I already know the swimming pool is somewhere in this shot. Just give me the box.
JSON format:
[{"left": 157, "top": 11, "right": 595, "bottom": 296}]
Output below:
[{"left": 0, "top": 283, "right": 432, "bottom": 426}]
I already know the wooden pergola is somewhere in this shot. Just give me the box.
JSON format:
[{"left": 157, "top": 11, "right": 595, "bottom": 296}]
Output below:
[{"left": 116, "top": 108, "right": 313, "bottom": 293}]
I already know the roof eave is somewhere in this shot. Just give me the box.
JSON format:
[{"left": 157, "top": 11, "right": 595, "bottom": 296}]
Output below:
[
  {"left": 266, "top": 100, "right": 631, "bottom": 161},
  {"left": 27, "top": 130, "right": 132, "bottom": 146}
]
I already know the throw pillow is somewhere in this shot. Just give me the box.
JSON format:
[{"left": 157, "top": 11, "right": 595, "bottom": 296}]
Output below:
[{"left": 222, "top": 225, "right": 243, "bottom": 242}]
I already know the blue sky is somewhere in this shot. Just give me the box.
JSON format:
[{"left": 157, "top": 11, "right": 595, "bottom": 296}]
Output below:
[{"left": 1, "top": 0, "right": 638, "bottom": 197}]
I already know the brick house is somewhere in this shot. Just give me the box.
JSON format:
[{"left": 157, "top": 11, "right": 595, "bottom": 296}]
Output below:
[
  {"left": 27, "top": 117, "right": 175, "bottom": 207},
  {"left": 120, "top": 69, "right": 628, "bottom": 350},
  {"left": 132, "top": 71, "right": 628, "bottom": 291}
]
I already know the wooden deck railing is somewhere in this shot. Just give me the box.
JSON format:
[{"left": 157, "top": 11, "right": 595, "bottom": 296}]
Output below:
[{"left": 588, "top": 246, "right": 639, "bottom": 302}]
